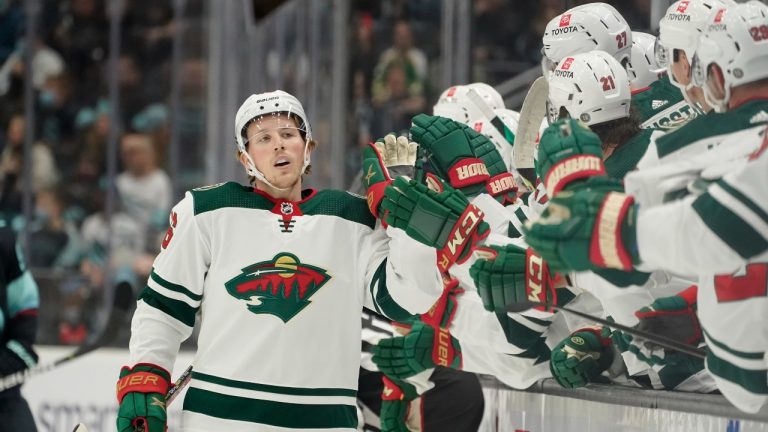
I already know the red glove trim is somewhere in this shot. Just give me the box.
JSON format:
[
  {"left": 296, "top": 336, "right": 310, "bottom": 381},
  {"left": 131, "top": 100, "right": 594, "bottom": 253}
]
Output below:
[
  {"left": 525, "top": 248, "right": 557, "bottom": 312},
  {"left": 447, "top": 158, "right": 489, "bottom": 189},
  {"left": 677, "top": 285, "right": 698, "bottom": 306},
  {"left": 431, "top": 327, "right": 456, "bottom": 368},
  {"left": 381, "top": 376, "right": 405, "bottom": 401},
  {"left": 544, "top": 154, "right": 605, "bottom": 196},
  {"left": 116, "top": 365, "right": 170, "bottom": 403},
  {"left": 366, "top": 180, "right": 391, "bottom": 219},
  {"left": 574, "top": 327, "right": 612, "bottom": 348},
  {"left": 436, "top": 205, "right": 486, "bottom": 272},
  {"left": 589, "top": 192, "right": 634, "bottom": 271},
  {"left": 485, "top": 172, "right": 518, "bottom": 203}
]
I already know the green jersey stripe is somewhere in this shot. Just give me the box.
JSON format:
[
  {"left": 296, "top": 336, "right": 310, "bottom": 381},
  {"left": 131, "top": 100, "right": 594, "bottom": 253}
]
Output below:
[
  {"left": 150, "top": 270, "right": 203, "bottom": 302},
  {"left": 183, "top": 387, "right": 358, "bottom": 429},
  {"left": 692, "top": 191, "right": 768, "bottom": 259},
  {"left": 192, "top": 372, "right": 357, "bottom": 397},
  {"left": 716, "top": 179, "right": 768, "bottom": 229},
  {"left": 703, "top": 329, "right": 765, "bottom": 361},
  {"left": 370, "top": 259, "right": 416, "bottom": 323},
  {"left": 707, "top": 352, "right": 768, "bottom": 395},
  {"left": 140, "top": 286, "right": 198, "bottom": 327}
]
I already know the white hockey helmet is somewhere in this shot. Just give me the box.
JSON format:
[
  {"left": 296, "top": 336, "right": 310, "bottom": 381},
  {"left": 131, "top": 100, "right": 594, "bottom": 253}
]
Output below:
[
  {"left": 542, "top": 3, "right": 633, "bottom": 78},
  {"left": 655, "top": 0, "right": 727, "bottom": 93},
  {"left": 692, "top": 1, "right": 768, "bottom": 112},
  {"left": 234, "top": 90, "right": 312, "bottom": 188},
  {"left": 628, "top": 32, "right": 664, "bottom": 90},
  {"left": 469, "top": 108, "right": 520, "bottom": 170},
  {"left": 433, "top": 82, "right": 504, "bottom": 124},
  {"left": 547, "top": 51, "right": 631, "bottom": 126}
]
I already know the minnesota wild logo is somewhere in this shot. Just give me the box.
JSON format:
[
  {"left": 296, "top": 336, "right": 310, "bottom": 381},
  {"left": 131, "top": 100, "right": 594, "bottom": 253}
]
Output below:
[{"left": 225, "top": 253, "right": 331, "bottom": 322}]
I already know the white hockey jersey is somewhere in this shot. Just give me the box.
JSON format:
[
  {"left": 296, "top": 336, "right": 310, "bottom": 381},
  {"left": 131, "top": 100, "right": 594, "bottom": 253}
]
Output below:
[{"left": 128, "top": 182, "right": 442, "bottom": 431}]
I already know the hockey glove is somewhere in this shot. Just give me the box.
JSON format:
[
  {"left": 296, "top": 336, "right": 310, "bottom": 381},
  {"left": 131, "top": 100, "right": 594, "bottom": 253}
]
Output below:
[
  {"left": 411, "top": 114, "right": 518, "bottom": 204},
  {"left": 116, "top": 363, "right": 170, "bottom": 432},
  {"left": 380, "top": 376, "right": 419, "bottom": 432},
  {"left": 536, "top": 119, "right": 606, "bottom": 197},
  {"left": 372, "top": 321, "right": 462, "bottom": 379},
  {"left": 382, "top": 176, "right": 489, "bottom": 272},
  {"left": 550, "top": 327, "right": 614, "bottom": 389},
  {"left": 522, "top": 178, "right": 639, "bottom": 273},
  {"left": 469, "top": 245, "right": 558, "bottom": 314},
  {"left": 613, "top": 286, "right": 701, "bottom": 366}
]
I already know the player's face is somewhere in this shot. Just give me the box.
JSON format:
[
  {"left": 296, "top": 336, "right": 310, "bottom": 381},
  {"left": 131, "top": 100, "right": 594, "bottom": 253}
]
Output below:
[{"left": 243, "top": 115, "right": 307, "bottom": 190}]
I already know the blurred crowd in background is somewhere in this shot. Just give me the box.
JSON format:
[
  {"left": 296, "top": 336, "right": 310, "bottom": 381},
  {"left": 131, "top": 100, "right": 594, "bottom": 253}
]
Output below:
[{"left": 1, "top": 0, "right": 651, "bottom": 347}]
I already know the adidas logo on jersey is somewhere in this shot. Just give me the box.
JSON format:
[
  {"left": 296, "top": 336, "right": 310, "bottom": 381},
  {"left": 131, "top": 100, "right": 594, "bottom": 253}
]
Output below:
[
  {"left": 750, "top": 110, "right": 768, "bottom": 124},
  {"left": 651, "top": 100, "right": 668, "bottom": 110}
]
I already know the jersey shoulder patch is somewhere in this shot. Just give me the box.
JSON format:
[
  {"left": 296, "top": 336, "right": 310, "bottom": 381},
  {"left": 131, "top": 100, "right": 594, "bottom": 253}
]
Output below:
[
  {"left": 190, "top": 181, "right": 272, "bottom": 215},
  {"left": 301, "top": 189, "right": 376, "bottom": 228},
  {"left": 657, "top": 100, "right": 768, "bottom": 159}
]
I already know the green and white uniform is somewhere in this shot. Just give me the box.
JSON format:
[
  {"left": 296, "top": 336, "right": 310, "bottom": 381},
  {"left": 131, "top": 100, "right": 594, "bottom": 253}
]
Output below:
[
  {"left": 128, "top": 182, "right": 442, "bottom": 431},
  {"left": 630, "top": 125, "right": 768, "bottom": 412},
  {"left": 632, "top": 75, "right": 700, "bottom": 132}
]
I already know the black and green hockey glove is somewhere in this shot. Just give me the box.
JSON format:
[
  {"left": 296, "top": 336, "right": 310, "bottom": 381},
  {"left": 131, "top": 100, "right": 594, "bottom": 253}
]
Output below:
[
  {"left": 372, "top": 321, "right": 462, "bottom": 379},
  {"left": 380, "top": 376, "right": 419, "bottom": 432},
  {"left": 382, "top": 176, "right": 489, "bottom": 272},
  {"left": 411, "top": 114, "right": 518, "bottom": 204},
  {"left": 550, "top": 327, "right": 614, "bottom": 389}
]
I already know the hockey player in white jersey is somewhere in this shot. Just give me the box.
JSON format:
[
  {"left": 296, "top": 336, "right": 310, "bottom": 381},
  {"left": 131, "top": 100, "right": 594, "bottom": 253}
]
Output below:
[
  {"left": 522, "top": 1, "right": 768, "bottom": 412},
  {"left": 115, "top": 90, "right": 445, "bottom": 432},
  {"left": 542, "top": 2, "right": 699, "bottom": 132}
]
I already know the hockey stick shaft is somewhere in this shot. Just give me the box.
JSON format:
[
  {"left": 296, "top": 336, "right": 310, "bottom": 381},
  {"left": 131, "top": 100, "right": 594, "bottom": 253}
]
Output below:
[
  {"left": 513, "top": 76, "right": 548, "bottom": 171},
  {"left": 508, "top": 301, "right": 706, "bottom": 359},
  {"left": 0, "top": 281, "right": 134, "bottom": 392}
]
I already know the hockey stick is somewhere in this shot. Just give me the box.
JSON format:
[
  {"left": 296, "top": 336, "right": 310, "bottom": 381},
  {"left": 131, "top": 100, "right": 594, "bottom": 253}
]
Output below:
[
  {"left": 507, "top": 301, "right": 706, "bottom": 359},
  {"left": 512, "top": 76, "right": 549, "bottom": 183},
  {"left": 0, "top": 281, "right": 134, "bottom": 392},
  {"left": 72, "top": 365, "right": 194, "bottom": 432}
]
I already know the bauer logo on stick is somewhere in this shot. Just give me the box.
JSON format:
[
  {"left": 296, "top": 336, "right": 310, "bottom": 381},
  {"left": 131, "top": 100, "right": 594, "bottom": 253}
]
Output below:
[{"left": 224, "top": 253, "right": 331, "bottom": 322}]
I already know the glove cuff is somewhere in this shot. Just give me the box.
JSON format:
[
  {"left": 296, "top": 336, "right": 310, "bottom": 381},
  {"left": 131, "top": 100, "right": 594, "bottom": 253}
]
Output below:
[
  {"left": 485, "top": 172, "right": 518, "bottom": 204},
  {"left": 525, "top": 248, "right": 557, "bottom": 311},
  {"left": 544, "top": 154, "right": 605, "bottom": 196},
  {"left": 447, "top": 158, "right": 489, "bottom": 189},
  {"left": 589, "top": 192, "right": 635, "bottom": 271},
  {"left": 431, "top": 327, "right": 462, "bottom": 370},
  {"left": 436, "top": 204, "right": 486, "bottom": 272},
  {"left": 117, "top": 363, "right": 171, "bottom": 403}
]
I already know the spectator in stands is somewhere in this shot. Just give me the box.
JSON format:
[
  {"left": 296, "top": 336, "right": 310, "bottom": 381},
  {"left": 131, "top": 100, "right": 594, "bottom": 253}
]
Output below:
[
  {"left": 372, "top": 20, "right": 427, "bottom": 104},
  {"left": 0, "top": 0, "right": 23, "bottom": 65},
  {"left": 371, "top": 59, "right": 426, "bottom": 137},
  {"left": 472, "top": 0, "right": 529, "bottom": 83},
  {"left": 131, "top": 103, "right": 170, "bottom": 167},
  {"left": 50, "top": 0, "right": 108, "bottom": 106},
  {"left": 28, "top": 188, "right": 82, "bottom": 269},
  {"left": 36, "top": 72, "right": 78, "bottom": 146},
  {"left": 116, "top": 133, "right": 172, "bottom": 246},
  {"left": 0, "top": 113, "right": 59, "bottom": 217}
]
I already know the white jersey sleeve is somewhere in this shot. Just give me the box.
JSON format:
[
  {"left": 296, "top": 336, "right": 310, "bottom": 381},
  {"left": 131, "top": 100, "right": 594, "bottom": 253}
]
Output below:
[
  {"left": 129, "top": 192, "right": 209, "bottom": 372},
  {"left": 636, "top": 135, "right": 768, "bottom": 275},
  {"left": 362, "top": 225, "right": 443, "bottom": 321}
]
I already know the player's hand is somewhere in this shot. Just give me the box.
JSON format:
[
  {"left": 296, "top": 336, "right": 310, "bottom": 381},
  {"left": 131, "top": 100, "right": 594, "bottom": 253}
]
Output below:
[
  {"left": 382, "top": 176, "right": 489, "bottom": 272},
  {"left": 550, "top": 327, "right": 614, "bottom": 389},
  {"left": 536, "top": 119, "right": 606, "bottom": 196},
  {"left": 372, "top": 321, "right": 461, "bottom": 379},
  {"left": 469, "top": 244, "right": 559, "bottom": 313},
  {"left": 522, "top": 178, "right": 638, "bottom": 273},
  {"left": 116, "top": 364, "right": 170, "bottom": 432},
  {"left": 380, "top": 376, "right": 418, "bottom": 432},
  {"left": 411, "top": 114, "right": 518, "bottom": 204},
  {"left": 613, "top": 286, "right": 701, "bottom": 366}
]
